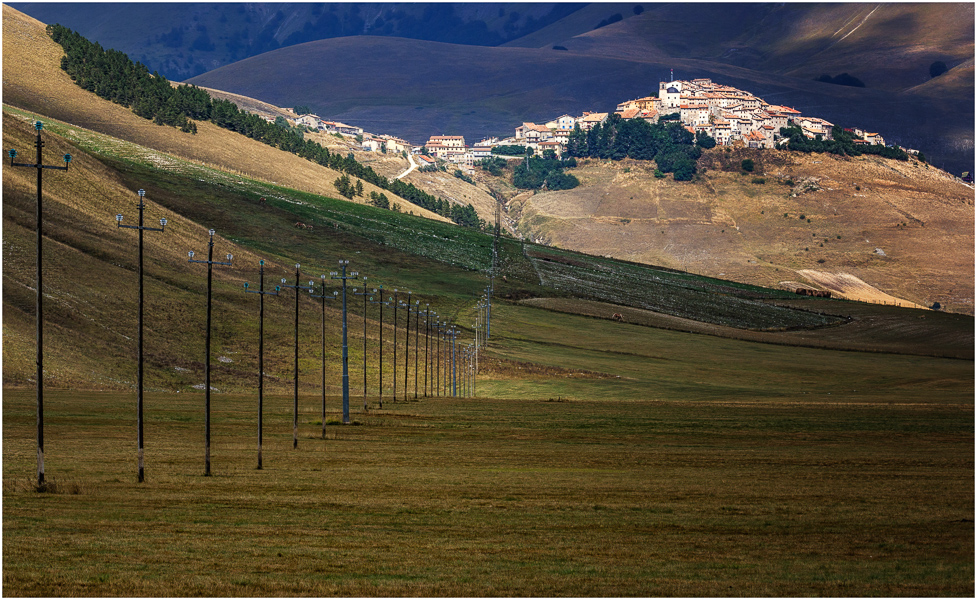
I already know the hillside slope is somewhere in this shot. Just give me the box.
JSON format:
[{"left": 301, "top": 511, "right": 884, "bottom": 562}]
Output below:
[
  {"left": 505, "top": 149, "right": 973, "bottom": 314},
  {"left": 1, "top": 6, "right": 450, "bottom": 224},
  {"left": 1, "top": 108, "right": 503, "bottom": 391}
]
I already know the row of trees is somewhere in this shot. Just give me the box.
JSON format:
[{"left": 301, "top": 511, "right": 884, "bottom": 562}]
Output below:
[
  {"left": 49, "top": 24, "right": 485, "bottom": 229},
  {"left": 513, "top": 153, "right": 579, "bottom": 191},
  {"left": 565, "top": 115, "right": 706, "bottom": 181},
  {"left": 780, "top": 125, "right": 909, "bottom": 161}
]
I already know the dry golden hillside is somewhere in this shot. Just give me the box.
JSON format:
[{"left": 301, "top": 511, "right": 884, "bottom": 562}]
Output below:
[
  {"left": 1, "top": 5, "right": 449, "bottom": 224},
  {"left": 509, "top": 148, "right": 974, "bottom": 314}
]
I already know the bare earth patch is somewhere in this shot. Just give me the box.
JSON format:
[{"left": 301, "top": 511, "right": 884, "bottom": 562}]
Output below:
[{"left": 796, "top": 269, "right": 928, "bottom": 309}]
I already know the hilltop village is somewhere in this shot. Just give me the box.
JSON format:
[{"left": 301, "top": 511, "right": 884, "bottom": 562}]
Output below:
[{"left": 285, "top": 78, "right": 899, "bottom": 167}]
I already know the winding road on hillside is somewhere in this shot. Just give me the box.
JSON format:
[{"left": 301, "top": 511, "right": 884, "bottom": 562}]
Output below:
[{"left": 396, "top": 152, "right": 418, "bottom": 180}]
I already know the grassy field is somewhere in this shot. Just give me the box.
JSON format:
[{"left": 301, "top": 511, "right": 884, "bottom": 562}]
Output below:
[
  {"left": 3, "top": 386, "right": 972, "bottom": 596},
  {"left": 4, "top": 297, "right": 974, "bottom": 596}
]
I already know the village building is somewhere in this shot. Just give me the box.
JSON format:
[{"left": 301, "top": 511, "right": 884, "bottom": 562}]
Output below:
[
  {"left": 577, "top": 112, "right": 609, "bottom": 131},
  {"left": 544, "top": 114, "right": 577, "bottom": 131},
  {"left": 484, "top": 76, "right": 891, "bottom": 159},
  {"left": 515, "top": 123, "right": 554, "bottom": 146},
  {"left": 743, "top": 130, "right": 773, "bottom": 149},
  {"left": 712, "top": 119, "right": 732, "bottom": 146},
  {"left": 615, "top": 107, "right": 640, "bottom": 120},
  {"left": 322, "top": 121, "right": 363, "bottom": 136},
  {"left": 537, "top": 140, "right": 564, "bottom": 157},
  {"left": 294, "top": 114, "right": 322, "bottom": 129},
  {"left": 424, "top": 135, "right": 467, "bottom": 160},
  {"left": 426, "top": 135, "right": 465, "bottom": 149},
  {"left": 381, "top": 136, "right": 411, "bottom": 154},
  {"left": 862, "top": 132, "right": 885, "bottom": 145},
  {"left": 415, "top": 154, "right": 437, "bottom": 169},
  {"left": 680, "top": 103, "right": 711, "bottom": 127},
  {"left": 658, "top": 81, "right": 684, "bottom": 110},
  {"left": 794, "top": 116, "right": 834, "bottom": 140}
]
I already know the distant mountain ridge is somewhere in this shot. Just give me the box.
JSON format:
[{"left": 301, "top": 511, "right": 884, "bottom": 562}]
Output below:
[
  {"left": 12, "top": 2, "right": 973, "bottom": 172},
  {"left": 185, "top": 33, "right": 974, "bottom": 174},
  {"left": 10, "top": 2, "right": 586, "bottom": 80}
]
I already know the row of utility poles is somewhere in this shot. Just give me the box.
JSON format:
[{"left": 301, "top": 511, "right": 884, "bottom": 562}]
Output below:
[
  {"left": 9, "top": 120, "right": 495, "bottom": 484},
  {"left": 7, "top": 121, "right": 495, "bottom": 486},
  {"left": 189, "top": 245, "right": 477, "bottom": 477}
]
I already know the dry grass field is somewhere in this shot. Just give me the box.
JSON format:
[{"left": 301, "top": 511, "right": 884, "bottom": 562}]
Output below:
[{"left": 509, "top": 149, "right": 974, "bottom": 314}]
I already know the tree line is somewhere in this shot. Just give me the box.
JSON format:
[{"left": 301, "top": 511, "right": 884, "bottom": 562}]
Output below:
[
  {"left": 48, "top": 24, "right": 484, "bottom": 229},
  {"left": 780, "top": 125, "right": 909, "bottom": 161},
  {"left": 565, "top": 114, "right": 709, "bottom": 181}
]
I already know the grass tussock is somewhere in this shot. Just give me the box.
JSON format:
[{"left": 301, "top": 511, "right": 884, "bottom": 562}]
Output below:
[{"left": 12, "top": 477, "right": 89, "bottom": 495}]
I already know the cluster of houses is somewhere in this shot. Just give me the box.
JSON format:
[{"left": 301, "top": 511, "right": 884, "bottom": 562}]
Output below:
[
  {"left": 653, "top": 78, "right": 885, "bottom": 149},
  {"left": 506, "top": 78, "right": 886, "bottom": 154},
  {"left": 278, "top": 109, "right": 413, "bottom": 155},
  {"left": 280, "top": 77, "right": 892, "bottom": 167}
]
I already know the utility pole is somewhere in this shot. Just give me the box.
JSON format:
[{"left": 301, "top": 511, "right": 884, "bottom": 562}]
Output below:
[
  {"left": 399, "top": 292, "right": 412, "bottom": 402},
  {"left": 486, "top": 284, "right": 492, "bottom": 340},
  {"left": 451, "top": 328, "right": 458, "bottom": 397},
  {"left": 280, "top": 264, "right": 314, "bottom": 449},
  {"left": 243, "top": 260, "right": 280, "bottom": 469},
  {"left": 187, "top": 230, "right": 233, "bottom": 476},
  {"left": 391, "top": 289, "right": 400, "bottom": 403},
  {"left": 330, "top": 261, "right": 358, "bottom": 424},
  {"left": 352, "top": 277, "right": 369, "bottom": 410},
  {"left": 436, "top": 321, "right": 444, "bottom": 397},
  {"left": 6, "top": 120, "right": 71, "bottom": 485},
  {"left": 368, "top": 288, "right": 390, "bottom": 409},
  {"left": 424, "top": 308, "right": 435, "bottom": 397},
  {"left": 413, "top": 300, "right": 420, "bottom": 400},
  {"left": 310, "top": 275, "right": 339, "bottom": 438},
  {"left": 115, "top": 188, "right": 166, "bottom": 483}
]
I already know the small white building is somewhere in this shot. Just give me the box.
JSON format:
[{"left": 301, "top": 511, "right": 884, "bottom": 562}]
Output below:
[{"left": 295, "top": 114, "right": 323, "bottom": 129}]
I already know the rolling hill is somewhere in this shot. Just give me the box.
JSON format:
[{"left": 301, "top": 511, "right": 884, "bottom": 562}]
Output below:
[
  {"left": 508, "top": 3, "right": 974, "bottom": 93},
  {"left": 497, "top": 147, "right": 974, "bottom": 314},
  {"left": 1, "top": 7, "right": 450, "bottom": 223}
]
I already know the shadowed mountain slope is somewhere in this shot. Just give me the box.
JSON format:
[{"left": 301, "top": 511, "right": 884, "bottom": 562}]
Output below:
[
  {"left": 9, "top": 2, "right": 585, "bottom": 80},
  {"left": 186, "top": 32, "right": 973, "bottom": 173},
  {"left": 10, "top": 2, "right": 973, "bottom": 172}
]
